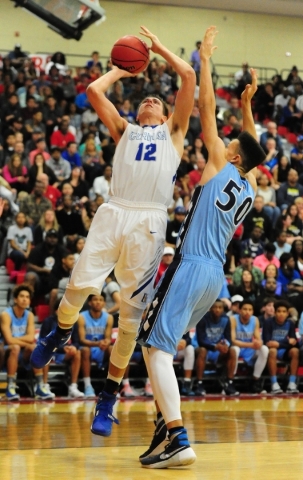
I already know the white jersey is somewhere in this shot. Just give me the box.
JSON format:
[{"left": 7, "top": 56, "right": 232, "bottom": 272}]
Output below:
[{"left": 110, "top": 123, "right": 180, "bottom": 206}]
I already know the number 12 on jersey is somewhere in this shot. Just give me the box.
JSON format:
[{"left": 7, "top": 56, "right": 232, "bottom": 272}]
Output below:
[{"left": 135, "top": 143, "right": 157, "bottom": 161}]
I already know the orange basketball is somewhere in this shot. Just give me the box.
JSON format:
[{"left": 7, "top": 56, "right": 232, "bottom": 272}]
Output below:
[{"left": 111, "top": 35, "right": 150, "bottom": 74}]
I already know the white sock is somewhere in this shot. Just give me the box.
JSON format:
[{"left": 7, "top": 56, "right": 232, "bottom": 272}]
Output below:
[
  {"left": 70, "top": 383, "right": 77, "bottom": 389},
  {"left": 143, "top": 346, "right": 181, "bottom": 425},
  {"left": 122, "top": 379, "right": 130, "bottom": 386},
  {"left": 83, "top": 377, "right": 91, "bottom": 388}
]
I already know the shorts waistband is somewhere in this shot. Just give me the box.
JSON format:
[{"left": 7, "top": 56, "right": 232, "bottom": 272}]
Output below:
[
  {"left": 109, "top": 196, "right": 167, "bottom": 213},
  {"left": 179, "top": 253, "right": 223, "bottom": 269}
]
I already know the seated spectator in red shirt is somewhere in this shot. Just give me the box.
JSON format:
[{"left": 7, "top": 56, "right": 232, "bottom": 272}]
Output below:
[
  {"left": 253, "top": 242, "right": 280, "bottom": 272},
  {"left": 188, "top": 157, "right": 206, "bottom": 191},
  {"left": 50, "top": 120, "right": 75, "bottom": 150},
  {"left": 37, "top": 173, "right": 61, "bottom": 209},
  {"left": 155, "top": 247, "right": 175, "bottom": 286},
  {"left": 29, "top": 137, "right": 51, "bottom": 165}
]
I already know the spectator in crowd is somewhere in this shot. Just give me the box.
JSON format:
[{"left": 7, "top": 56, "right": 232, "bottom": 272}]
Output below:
[
  {"left": 272, "top": 155, "right": 291, "bottom": 187},
  {"left": 7, "top": 212, "right": 32, "bottom": 271},
  {"left": 226, "top": 294, "right": 244, "bottom": 318},
  {"left": 277, "top": 252, "right": 301, "bottom": 294},
  {"left": 263, "top": 299, "right": 299, "bottom": 394},
  {"left": 73, "top": 235, "right": 86, "bottom": 262},
  {"left": 230, "top": 300, "right": 269, "bottom": 393},
  {"left": 33, "top": 208, "right": 63, "bottom": 245},
  {"left": 50, "top": 119, "right": 76, "bottom": 150},
  {"left": 232, "top": 250, "right": 263, "bottom": 287},
  {"left": 290, "top": 136, "right": 303, "bottom": 174},
  {"left": 25, "top": 229, "right": 65, "bottom": 297},
  {"left": 61, "top": 166, "right": 89, "bottom": 201},
  {"left": 233, "top": 269, "right": 259, "bottom": 303},
  {"left": 27, "top": 153, "right": 57, "bottom": 193},
  {"left": 0, "top": 199, "right": 15, "bottom": 266},
  {"left": 86, "top": 51, "right": 103, "bottom": 72},
  {"left": 276, "top": 169, "right": 303, "bottom": 211},
  {"left": 256, "top": 173, "right": 280, "bottom": 226},
  {"left": 18, "top": 181, "right": 52, "bottom": 226},
  {"left": 29, "top": 137, "right": 51, "bottom": 165},
  {"left": 92, "top": 165, "right": 112, "bottom": 203},
  {"left": 190, "top": 41, "right": 201, "bottom": 84},
  {"left": 0, "top": 176, "right": 19, "bottom": 214},
  {"left": 155, "top": 246, "right": 175, "bottom": 286},
  {"left": 166, "top": 206, "right": 187, "bottom": 248},
  {"left": 78, "top": 293, "right": 114, "bottom": 398},
  {"left": 241, "top": 225, "right": 265, "bottom": 259},
  {"left": 234, "top": 62, "right": 252, "bottom": 98},
  {"left": 274, "top": 230, "right": 292, "bottom": 258},
  {"left": 255, "top": 83, "right": 275, "bottom": 123},
  {"left": 291, "top": 239, "right": 303, "bottom": 277},
  {"left": 243, "top": 195, "right": 271, "bottom": 241},
  {"left": 194, "top": 300, "right": 239, "bottom": 396},
  {"left": 7, "top": 44, "right": 28, "bottom": 67},
  {"left": 48, "top": 250, "right": 75, "bottom": 314},
  {"left": 223, "top": 97, "right": 243, "bottom": 125},
  {"left": 253, "top": 242, "right": 280, "bottom": 272},
  {"left": 259, "top": 121, "right": 283, "bottom": 152},
  {"left": 61, "top": 141, "right": 82, "bottom": 168},
  {"left": 286, "top": 203, "right": 303, "bottom": 237},
  {"left": 257, "top": 297, "right": 275, "bottom": 328},
  {"left": 261, "top": 264, "right": 283, "bottom": 295},
  {"left": 0, "top": 285, "right": 52, "bottom": 400},
  {"left": 42, "top": 95, "right": 63, "bottom": 140},
  {"left": 188, "top": 157, "right": 206, "bottom": 191},
  {"left": 103, "top": 272, "right": 121, "bottom": 328},
  {"left": 47, "top": 146, "right": 71, "bottom": 183},
  {"left": 2, "top": 153, "right": 28, "bottom": 193},
  {"left": 39, "top": 302, "right": 84, "bottom": 398},
  {"left": 81, "top": 138, "right": 104, "bottom": 184},
  {"left": 36, "top": 173, "right": 61, "bottom": 209},
  {"left": 56, "top": 194, "right": 85, "bottom": 242},
  {"left": 280, "top": 97, "right": 302, "bottom": 134}
]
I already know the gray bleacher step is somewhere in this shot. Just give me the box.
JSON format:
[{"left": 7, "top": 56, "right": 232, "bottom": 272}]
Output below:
[
  {"left": 0, "top": 275, "right": 10, "bottom": 282},
  {"left": 0, "top": 290, "right": 8, "bottom": 300},
  {"left": 0, "top": 299, "right": 8, "bottom": 307}
]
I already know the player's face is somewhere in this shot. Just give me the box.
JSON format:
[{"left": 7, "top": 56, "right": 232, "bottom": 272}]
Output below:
[
  {"left": 137, "top": 97, "right": 166, "bottom": 122},
  {"left": 275, "top": 306, "right": 288, "bottom": 324},
  {"left": 15, "top": 291, "right": 30, "bottom": 309},
  {"left": 240, "top": 304, "right": 253, "bottom": 322},
  {"left": 225, "top": 139, "right": 240, "bottom": 162},
  {"left": 89, "top": 295, "right": 105, "bottom": 312}
]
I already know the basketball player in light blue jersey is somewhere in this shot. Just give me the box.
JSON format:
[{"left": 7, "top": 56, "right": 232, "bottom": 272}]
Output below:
[
  {"left": 230, "top": 300, "right": 268, "bottom": 394},
  {"left": 78, "top": 293, "right": 113, "bottom": 399},
  {"left": 137, "top": 26, "right": 267, "bottom": 469},
  {"left": 30, "top": 26, "right": 196, "bottom": 439}
]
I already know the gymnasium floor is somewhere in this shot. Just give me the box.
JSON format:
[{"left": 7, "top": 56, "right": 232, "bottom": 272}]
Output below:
[{"left": 2, "top": 394, "right": 303, "bottom": 480}]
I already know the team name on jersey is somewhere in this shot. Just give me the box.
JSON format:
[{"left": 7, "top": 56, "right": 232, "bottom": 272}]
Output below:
[
  {"left": 12, "top": 325, "right": 27, "bottom": 336},
  {"left": 237, "top": 331, "right": 253, "bottom": 340},
  {"left": 272, "top": 328, "right": 288, "bottom": 340},
  {"left": 129, "top": 130, "right": 167, "bottom": 142},
  {"left": 86, "top": 326, "right": 105, "bottom": 336}
]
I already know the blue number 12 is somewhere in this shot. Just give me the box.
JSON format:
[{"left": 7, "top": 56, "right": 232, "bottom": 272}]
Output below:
[{"left": 135, "top": 143, "right": 156, "bottom": 161}]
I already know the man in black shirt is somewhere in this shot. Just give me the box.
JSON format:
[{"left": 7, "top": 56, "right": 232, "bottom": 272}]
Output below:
[
  {"left": 166, "top": 206, "right": 187, "bottom": 247},
  {"left": 48, "top": 250, "right": 75, "bottom": 313}
]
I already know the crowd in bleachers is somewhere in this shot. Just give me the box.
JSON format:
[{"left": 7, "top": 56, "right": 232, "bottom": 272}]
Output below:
[{"left": 2, "top": 44, "right": 303, "bottom": 400}]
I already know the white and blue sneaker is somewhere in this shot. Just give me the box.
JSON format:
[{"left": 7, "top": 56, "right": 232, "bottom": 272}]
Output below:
[
  {"left": 30, "top": 328, "right": 71, "bottom": 369},
  {"left": 6, "top": 385, "right": 20, "bottom": 401},
  {"left": 91, "top": 391, "right": 119, "bottom": 437},
  {"left": 84, "top": 385, "right": 96, "bottom": 398},
  {"left": 35, "top": 384, "right": 55, "bottom": 400},
  {"left": 139, "top": 416, "right": 169, "bottom": 460},
  {"left": 140, "top": 428, "right": 196, "bottom": 469}
]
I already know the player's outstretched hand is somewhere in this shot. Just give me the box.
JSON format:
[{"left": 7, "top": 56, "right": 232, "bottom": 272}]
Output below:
[
  {"left": 139, "top": 25, "right": 161, "bottom": 54},
  {"left": 241, "top": 68, "right": 258, "bottom": 103},
  {"left": 200, "top": 26, "right": 218, "bottom": 60}
]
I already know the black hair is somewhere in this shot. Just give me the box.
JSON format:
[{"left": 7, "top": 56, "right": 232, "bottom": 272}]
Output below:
[
  {"left": 239, "top": 300, "right": 255, "bottom": 310},
  {"left": 237, "top": 131, "right": 266, "bottom": 173},
  {"left": 264, "top": 242, "right": 276, "bottom": 254},
  {"left": 262, "top": 297, "right": 276, "bottom": 307},
  {"left": 274, "top": 299, "right": 291, "bottom": 311},
  {"left": 279, "top": 252, "right": 293, "bottom": 268},
  {"left": 138, "top": 95, "right": 169, "bottom": 117},
  {"left": 88, "top": 291, "right": 107, "bottom": 302},
  {"left": 13, "top": 284, "right": 33, "bottom": 299}
]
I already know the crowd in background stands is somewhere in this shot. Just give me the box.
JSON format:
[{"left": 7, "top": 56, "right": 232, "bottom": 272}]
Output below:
[{"left": 2, "top": 45, "right": 303, "bottom": 397}]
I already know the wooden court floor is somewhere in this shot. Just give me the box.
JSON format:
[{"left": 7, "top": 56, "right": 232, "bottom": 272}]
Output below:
[{"left": 2, "top": 395, "right": 303, "bottom": 480}]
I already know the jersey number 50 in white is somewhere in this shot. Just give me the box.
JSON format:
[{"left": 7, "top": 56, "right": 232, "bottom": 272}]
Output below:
[{"left": 135, "top": 143, "right": 157, "bottom": 161}]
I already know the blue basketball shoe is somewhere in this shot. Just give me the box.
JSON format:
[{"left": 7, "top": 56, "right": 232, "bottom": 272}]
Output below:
[
  {"left": 30, "top": 328, "right": 71, "bottom": 369},
  {"left": 140, "top": 427, "right": 196, "bottom": 469},
  {"left": 91, "top": 391, "right": 119, "bottom": 437}
]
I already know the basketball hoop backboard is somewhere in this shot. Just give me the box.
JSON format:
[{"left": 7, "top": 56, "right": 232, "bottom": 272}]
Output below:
[{"left": 11, "top": 0, "right": 106, "bottom": 41}]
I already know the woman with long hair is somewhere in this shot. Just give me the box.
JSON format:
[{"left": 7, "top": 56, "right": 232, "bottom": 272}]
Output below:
[
  {"left": 2, "top": 153, "right": 28, "bottom": 193},
  {"left": 291, "top": 239, "right": 303, "bottom": 277},
  {"left": 61, "top": 166, "right": 89, "bottom": 200},
  {"left": 33, "top": 208, "right": 63, "bottom": 245},
  {"left": 286, "top": 203, "right": 303, "bottom": 237},
  {"left": 274, "top": 213, "right": 303, "bottom": 244},
  {"left": 234, "top": 269, "right": 259, "bottom": 302},
  {"left": 272, "top": 155, "right": 291, "bottom": 186},
  {"left": 261, "top": 264, "right": 282, "bottom": 295},
  {"left": 27, "top": 152, "right": 57, "bottom": 191},
  {"left": 256, "top": 173, "right": 280, "bottom": 226},
  {"left": 81, "top": 138, "right": 104, "bottom": 185}
]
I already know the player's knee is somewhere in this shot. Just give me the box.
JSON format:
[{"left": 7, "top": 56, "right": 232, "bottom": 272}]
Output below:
[
  {"left": 10, "top": 344, "right": 21, "bottom": 355},
  {"left": 229, "top": 346, "right": 238, "bottom": 359},
  {"left": 81, "top": 346, "right": 91, "bottom": 359},
  {"left": 110, "top": 328, "right": 137, "bottom": 370},
  {"left": 196, "top": 347, "right": 207, "bottom": 359}
]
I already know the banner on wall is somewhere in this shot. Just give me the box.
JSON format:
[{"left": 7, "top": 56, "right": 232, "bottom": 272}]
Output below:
[{"left": 29, "top": 53, "right": 52, "bottom": 71}]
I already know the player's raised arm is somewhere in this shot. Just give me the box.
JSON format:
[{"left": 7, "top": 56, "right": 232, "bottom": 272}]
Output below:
[
  {"left": 140, "top": 26, "right": 196, "bottom": 139},
  {"left": 198, "top": 26, "right": 225, "bottom": 165},
  {"left": 86, "top": 68, "right": 133, "bottom": 145}
]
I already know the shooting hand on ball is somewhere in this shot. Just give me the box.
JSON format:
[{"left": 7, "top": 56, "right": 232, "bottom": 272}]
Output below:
[
  {"left": 139, "top": 25, "right": 160, "bottom": 54},
  {"left": 111, "top": 65, "right": 137, "bottom": 78}
]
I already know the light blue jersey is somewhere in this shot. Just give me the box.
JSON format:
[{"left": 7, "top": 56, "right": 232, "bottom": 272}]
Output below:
[
  {"left": 5, "top": 306, "right": 30, "bottom": 341},
  {"left": 234, "top": 314, "right": 258, "bottom": 365},
  {"left": 81, "top": 310, "right": 109, "bottom": 341},
  {"left": 176, "top": 163, "right": 255, "bottom": 263}
]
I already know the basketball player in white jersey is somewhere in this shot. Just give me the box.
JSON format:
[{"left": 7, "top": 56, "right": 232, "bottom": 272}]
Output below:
[{"left": 30, "top": 25, "right": 196, "bottom": 437}]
